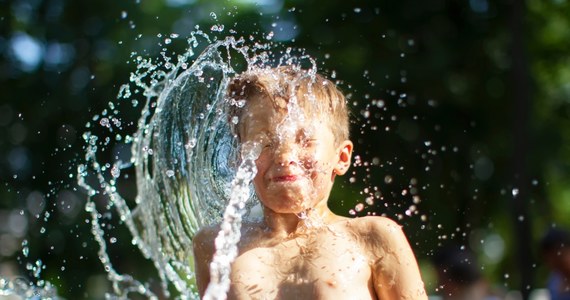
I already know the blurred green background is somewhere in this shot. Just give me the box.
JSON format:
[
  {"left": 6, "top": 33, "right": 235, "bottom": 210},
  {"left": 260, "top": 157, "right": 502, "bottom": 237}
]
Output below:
[{"left": 1, "top": 0, "right": 570, "bottom": 298}]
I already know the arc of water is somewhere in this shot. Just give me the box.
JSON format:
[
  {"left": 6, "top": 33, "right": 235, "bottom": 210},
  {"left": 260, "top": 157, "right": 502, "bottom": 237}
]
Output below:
[{"left": 78, "top": 36, "right": 268, "bottom": 299}]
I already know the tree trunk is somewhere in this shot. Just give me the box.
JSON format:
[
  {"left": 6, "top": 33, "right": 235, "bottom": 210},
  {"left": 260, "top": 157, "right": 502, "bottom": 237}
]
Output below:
[{"left": 508, "top": 0, "right": 534, "bottom": 298}]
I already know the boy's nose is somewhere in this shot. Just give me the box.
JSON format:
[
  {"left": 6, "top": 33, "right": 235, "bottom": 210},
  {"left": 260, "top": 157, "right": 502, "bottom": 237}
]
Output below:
[{"left": 274, "top": 144, "right": 298, "bottom": 166}]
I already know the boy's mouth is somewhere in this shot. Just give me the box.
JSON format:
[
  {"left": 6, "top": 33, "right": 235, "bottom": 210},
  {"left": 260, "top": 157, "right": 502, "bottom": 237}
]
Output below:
[{"left": 271, "top": 175, "right": 301, "bottom": 182}]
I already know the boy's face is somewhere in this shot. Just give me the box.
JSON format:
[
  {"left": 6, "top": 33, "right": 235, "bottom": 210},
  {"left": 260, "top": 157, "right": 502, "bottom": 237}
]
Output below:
[{"left": 241, "top": 95, "right": 352, "bottom": 215}]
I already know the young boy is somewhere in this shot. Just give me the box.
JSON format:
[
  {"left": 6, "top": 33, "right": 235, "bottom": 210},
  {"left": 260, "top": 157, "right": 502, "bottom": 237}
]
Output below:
[{"left": 193, "top": 66, "right": 427, "bottom": 299}]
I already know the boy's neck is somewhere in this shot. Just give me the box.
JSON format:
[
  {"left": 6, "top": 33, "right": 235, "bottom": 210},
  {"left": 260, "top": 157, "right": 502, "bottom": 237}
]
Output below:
[{"left": 262, "top": 200, "right": 341, "bottom": 238}]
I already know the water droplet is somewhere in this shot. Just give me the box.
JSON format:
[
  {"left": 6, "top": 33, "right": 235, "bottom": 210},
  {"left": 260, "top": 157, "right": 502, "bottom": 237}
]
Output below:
[
  {"left": 166, "top": 170, "right": 175, "bottom": 177},
  {"left": 111, "top": 166, "right": 120, "bottom": 178},
  {"left": 413, "top": 195, "right": 421, "bottom": 204},
  {"left": 211, "top": 24, "right": 224, "bottom": 32},
  {"left": 186, "top": 138, "right": 197, "bottom": 149},
  {"left": 355, "top": 203, "right": 364, "bottom": 212},
  {"left": 354, "top": 7, "right": 362, "bottom": 13},
  {"left": 110, "top": 237, "right": 117, "bottom": 244},
  {"left": 121, "top": 11, "right": 127, "bottom": 19},
  {"left": 100, "top": 118, "right": 110, "bottom": 128},
  {"left": 512, "top": 188, "right": 519, "bottom": 197},
  {"left": 371, "top": 157, "right": 380, "bottom": 165},
  {"left": 384, "top": 175, "right": 393, "bottom": 184}
]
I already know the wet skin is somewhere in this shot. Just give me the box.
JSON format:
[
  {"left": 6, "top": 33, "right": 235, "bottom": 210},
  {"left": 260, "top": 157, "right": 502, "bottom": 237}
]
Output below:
[{"left": 193, "top": 95, "right": 427, "bottom": 299}]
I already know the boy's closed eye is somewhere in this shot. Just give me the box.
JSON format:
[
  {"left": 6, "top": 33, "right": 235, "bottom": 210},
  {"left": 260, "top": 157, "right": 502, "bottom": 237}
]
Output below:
[
  {"left": 296, "top": 131, "right": 317, "bottom": 148},
  {"left": 258, "top": 134, "right": 276, "bottom": 150},
  {"left": 300, "top": 138, "right": 317, "bottom": 148}
]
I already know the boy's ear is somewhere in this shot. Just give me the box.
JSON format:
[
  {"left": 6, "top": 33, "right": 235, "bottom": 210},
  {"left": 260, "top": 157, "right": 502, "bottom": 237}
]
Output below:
[{"left": 334, "top": 140, "right": 353, "bottom": 176}]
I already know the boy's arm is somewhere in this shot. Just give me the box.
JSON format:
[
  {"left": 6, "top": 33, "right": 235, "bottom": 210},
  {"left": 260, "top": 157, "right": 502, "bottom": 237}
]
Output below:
[
  {"left": 366, "top": 217, "right": 427, "bottom": 300},
  {"left": 192, "top": 226, "right": 217, "bottom": 297}
]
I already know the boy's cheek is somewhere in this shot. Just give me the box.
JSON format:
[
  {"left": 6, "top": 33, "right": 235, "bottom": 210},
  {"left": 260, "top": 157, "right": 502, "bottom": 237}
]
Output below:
[
  {"left": 255, "top": 154, "right": 270, "bottom": 170},
  {"left": 302, "top": 159, "right": 316, "bottom": 172},
  {"left": 301, "top": 153, "right": 321, "bottom": 168}
]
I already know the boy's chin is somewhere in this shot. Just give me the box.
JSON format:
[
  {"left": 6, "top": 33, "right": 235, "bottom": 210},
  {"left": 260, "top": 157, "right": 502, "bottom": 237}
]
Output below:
[
  {"left": 258, "top": 184, "right": 318, "bottom": 213},
  {"left": 266, "top": 207, "right": 305, "bottom": 215},
  {"left": 260, "top": 198, "right": 312, "bottom": 215},
  {"left": 266, "top": 179, "right": 312, "bottom": 194}
]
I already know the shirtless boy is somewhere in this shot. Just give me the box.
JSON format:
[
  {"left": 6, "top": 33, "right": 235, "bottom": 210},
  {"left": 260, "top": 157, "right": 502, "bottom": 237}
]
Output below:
[{"left": 193, "top": 66, "right": 427, "bottom": 300}]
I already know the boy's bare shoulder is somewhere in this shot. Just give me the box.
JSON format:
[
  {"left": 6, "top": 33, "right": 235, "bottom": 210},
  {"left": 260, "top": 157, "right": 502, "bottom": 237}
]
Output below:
[
  {"left": 343, "top": 215, "right": 403, "bottom": 235},
  {"left": 193, "top": 222, "right": 265, "bottom": 254},
  {"left": 341, "top": 216, "right": 409, "bottom": 253}
]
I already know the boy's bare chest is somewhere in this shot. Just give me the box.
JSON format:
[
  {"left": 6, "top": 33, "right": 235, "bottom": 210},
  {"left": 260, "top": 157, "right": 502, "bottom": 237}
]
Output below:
[{"left": 229, "top": 232, "right": 374, "bottom": 299}]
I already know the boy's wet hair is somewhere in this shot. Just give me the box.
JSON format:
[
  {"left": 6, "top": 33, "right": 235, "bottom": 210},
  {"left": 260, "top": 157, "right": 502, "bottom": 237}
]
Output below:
[{"left": 226, "top": 66, "right": 349, "bottom": 144}]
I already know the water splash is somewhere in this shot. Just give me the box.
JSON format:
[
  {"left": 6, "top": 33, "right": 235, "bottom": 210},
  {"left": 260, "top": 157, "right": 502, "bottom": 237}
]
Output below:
[
  {"left": 1, "top": 241, "right": 58, "bottom": 298},
  {"left": 76, "top": 32, "right": 314, "bottom": 299},
  {"left": 0, "top": 277, "right": 58, "bottom": 299}
]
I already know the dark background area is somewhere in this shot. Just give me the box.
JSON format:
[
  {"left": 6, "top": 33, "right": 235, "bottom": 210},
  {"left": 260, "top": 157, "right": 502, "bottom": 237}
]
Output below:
[{"left": 1, "top": 0, "right": 569, "bottom": 298}]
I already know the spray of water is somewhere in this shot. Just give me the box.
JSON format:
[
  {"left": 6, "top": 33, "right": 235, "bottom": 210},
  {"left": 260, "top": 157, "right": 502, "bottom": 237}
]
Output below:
[
  {"left": 0, "top": 277, "right": 57, "bottom": 299},
  {"left": 75, "top": 31, "right": 322, "bottom": 299}
]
